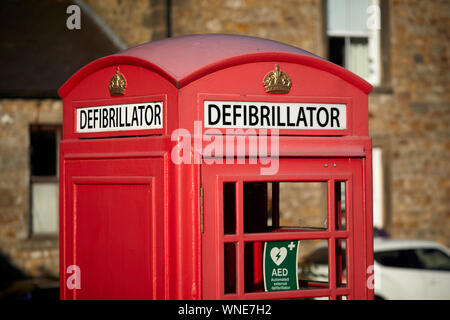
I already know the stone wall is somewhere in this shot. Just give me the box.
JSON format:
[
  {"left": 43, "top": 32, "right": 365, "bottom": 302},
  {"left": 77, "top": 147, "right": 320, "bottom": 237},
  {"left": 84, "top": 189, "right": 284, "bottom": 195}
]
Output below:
[
  {"left": 369, "top": 0, "right": 450, "bottom": 245},
  {"left": 0, "top": 0, "right": 448, "bottom": 285},
  {"left": 171, "top": 0, "right": 325, "bottom": 56},
  {"left": 85, "top": 0, "right": 325, "bottom": 56},
  {"left": 0, "top": 99, "right": 62, "bottom": 278},
  {"left": 278, "top": 182, "right": 328, "bottom": 229},
  {"left": 165, "top": 0, "right": 449, "bottom": 246},
  {"left": 84, "top": 0, "right": 168, "bottom": 47}
]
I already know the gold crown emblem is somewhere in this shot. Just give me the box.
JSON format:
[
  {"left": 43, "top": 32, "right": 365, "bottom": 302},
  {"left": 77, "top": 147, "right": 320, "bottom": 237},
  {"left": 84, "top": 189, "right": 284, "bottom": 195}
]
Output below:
[
  {"left": 263, "top": 64, "right": 292, "bottom": 94},
  {"left": 109, "top": 67, "right": 126, "bottom": 96}
]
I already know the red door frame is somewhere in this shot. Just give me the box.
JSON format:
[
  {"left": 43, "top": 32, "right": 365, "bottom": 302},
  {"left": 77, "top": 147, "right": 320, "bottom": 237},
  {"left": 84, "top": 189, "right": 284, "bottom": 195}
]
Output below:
[
  {"left": 201, "top": 157, "right": 367, "bottom": 300},
  {"left": 59, "top": 137, "right": 170, "bottom": 300}
]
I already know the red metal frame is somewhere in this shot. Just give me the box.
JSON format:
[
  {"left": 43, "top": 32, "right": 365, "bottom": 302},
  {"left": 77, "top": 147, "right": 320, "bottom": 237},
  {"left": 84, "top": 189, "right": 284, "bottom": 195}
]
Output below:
[
  {"left": 201, "top": 157, "right": 368, "bottom": 299},
  {"left": 59, "top": 137, "right": 172, "bottom": 299}
]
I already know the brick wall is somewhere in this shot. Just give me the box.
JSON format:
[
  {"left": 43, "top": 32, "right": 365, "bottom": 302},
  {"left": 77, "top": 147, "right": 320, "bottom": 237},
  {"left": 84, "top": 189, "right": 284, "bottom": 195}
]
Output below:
[
  {"left": 0, "top": 0, "right": 448, "bottom": 283},
  {"left": 171, "top": 0, "right": 325, "bottom": 56},
  {"left": 370, "top": 0, "right": 449, "bottom": 244},
  {"left": 0, "top": 99, "right": 62, "bottom": 278},
  {"left": 85, "top": 0, "right": 168, "bottom": 46}
]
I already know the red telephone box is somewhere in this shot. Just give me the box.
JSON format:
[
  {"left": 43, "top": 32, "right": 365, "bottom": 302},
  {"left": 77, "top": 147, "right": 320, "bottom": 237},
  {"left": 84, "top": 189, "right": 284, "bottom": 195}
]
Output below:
[{"left": 59, "top": 34, "right": 373, "bottom": 300}]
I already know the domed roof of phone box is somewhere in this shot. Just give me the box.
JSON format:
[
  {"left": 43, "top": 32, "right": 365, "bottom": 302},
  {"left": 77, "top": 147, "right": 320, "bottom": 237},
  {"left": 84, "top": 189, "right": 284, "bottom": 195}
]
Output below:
[{"left": 59, "top": 34, "right": 372, "bottom": 97}]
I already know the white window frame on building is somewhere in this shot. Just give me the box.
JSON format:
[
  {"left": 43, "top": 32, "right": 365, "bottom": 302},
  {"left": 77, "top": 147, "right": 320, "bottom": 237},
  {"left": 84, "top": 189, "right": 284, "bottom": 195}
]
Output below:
[
  {"left": 372, "top": 146, "right": 384, "bottom": 229},
  {"left": 326, "top": 0, "right": 381, "bottom": 86},
  {"left": 29, "top": 124, "right": 61, "bottom": 236}
]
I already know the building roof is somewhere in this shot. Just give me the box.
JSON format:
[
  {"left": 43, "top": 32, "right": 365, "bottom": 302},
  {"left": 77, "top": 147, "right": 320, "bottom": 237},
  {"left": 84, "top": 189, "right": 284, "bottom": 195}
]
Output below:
[
  {"left": 0, "top": 0, "right": 125, "bottom": 98},
  {"left": 59, "top": 34, "right": 372, "bottom": 97}
]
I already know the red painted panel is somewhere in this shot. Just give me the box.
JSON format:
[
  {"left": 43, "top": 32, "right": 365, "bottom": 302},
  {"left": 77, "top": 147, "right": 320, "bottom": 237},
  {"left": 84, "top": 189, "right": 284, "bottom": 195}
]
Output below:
[
  {"left": 61, "top": 153, "right": 166, "bottom": 300},
  {"left": 62, "top": 64, "right": 178, "bottom": 140},
  {"left": 179, "top": 61, "right": 368, "bottom": 137},
  {"left": 74, "top": 181, "right": 153, "bottom": 299}
]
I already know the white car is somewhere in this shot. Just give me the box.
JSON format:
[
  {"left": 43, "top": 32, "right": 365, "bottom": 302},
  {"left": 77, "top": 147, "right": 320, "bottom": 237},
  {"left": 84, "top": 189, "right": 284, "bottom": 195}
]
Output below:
[
  {"left": 373, "top": 238, "right": 450, "bottom": 300},
  {"left": 299, "top": 238, "right": 450, "bottom": 300}
]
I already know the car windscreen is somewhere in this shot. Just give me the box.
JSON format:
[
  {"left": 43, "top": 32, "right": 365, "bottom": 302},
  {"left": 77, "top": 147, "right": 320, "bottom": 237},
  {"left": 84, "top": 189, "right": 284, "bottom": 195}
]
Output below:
[
  {"left": 375, "top": 248, "right": 450, "bottom": 271},
  {"left": 374, "top": 249, "right": 423, "bottom": 269},
  {"left": 415, "top": 248, "right": 450, "bottom": 271}
]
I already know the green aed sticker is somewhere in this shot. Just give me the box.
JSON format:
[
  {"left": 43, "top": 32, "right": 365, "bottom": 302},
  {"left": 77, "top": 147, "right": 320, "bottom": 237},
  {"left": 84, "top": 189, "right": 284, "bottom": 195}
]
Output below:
[{"left": 263, "top": 240, "right": 300, "bottom": 292}]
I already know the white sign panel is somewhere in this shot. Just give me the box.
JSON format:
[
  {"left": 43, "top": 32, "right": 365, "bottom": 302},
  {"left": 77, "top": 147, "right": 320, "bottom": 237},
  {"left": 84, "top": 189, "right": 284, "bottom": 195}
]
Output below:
[
  {"left": 204, "top": 100, "right": 346, "bottom": 130},
  {"left": 76, "top": 102, "right": 163, "bottom": 133}
]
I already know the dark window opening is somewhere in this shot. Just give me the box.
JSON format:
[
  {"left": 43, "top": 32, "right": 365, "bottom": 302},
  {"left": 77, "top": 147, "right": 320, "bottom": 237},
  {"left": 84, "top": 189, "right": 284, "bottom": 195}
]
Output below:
[
  {"left": 328, "top": 36, "right": 345, "bottom": 67},
  {"left": 29, "top": 125, "right": 61, "bottom": 236},
  {"left": 224, "top": 243, "right": 237, "bottom": 294},
  {"left": 30, "top": 125, "right": 58, "bottom": 176},
  {"left": 223, "top": 183, "right": 236, "bottom": 235}
]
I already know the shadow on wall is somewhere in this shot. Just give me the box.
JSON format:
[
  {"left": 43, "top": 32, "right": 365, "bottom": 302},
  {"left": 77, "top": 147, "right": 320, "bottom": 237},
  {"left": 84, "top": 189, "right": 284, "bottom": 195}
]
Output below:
[
  {"left": 373, "top": 227, "right": 390, "bottom": 238},
  {"left": 0, "top": 251, "right": 59, "bottom": 301}
]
